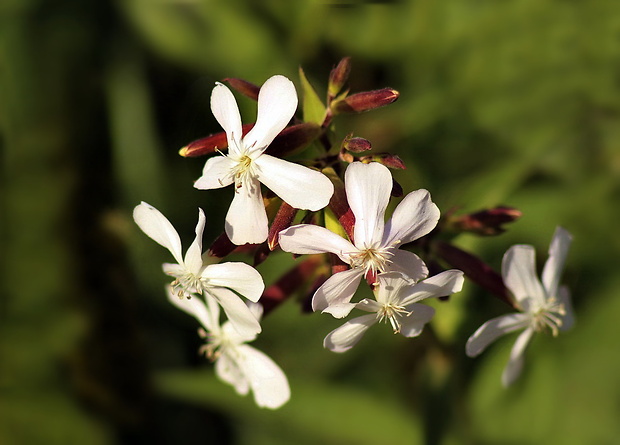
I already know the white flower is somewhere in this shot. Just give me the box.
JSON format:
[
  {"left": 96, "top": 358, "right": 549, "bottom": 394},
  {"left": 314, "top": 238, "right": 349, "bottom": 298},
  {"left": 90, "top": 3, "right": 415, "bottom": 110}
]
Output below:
[
  {"left": 278, "top": 161, "right": 440, "bottom": 318},
  {"left": 133, "top": 202, "right": 264, "bottom": 337},
  {"left": 324, "top": 270, "right": 464, "bottom": 352},
  {"left": 194, "top": 75, "right": 334, "bottom": 245},
  {"left": 167, "top": 287, "right": 290, "bottom": 409},
  {"left": 466, "top": 227, "right": 575, "bottom": 387}
]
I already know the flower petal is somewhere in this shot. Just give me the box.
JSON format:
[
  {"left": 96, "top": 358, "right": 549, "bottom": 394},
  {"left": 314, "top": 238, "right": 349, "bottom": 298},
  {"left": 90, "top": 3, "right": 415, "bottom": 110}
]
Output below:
[
  {"left": 399, "top": 269, "right": 464, "bottom": 306},
  {"left": 345, "top": 162, "right": 392, "bottom": 247},
  {"left": 465, "top": 313, "right": 531, "bottom": 357},
  {"left": 184, "top": 208, "right": 206, "bottom": 275},
  {"left": 542, "top": 226, "right": 572, "bottom": 299},
  {"left": 165, "top": 285, "right": 216, "bottom": 331},
  {"left": 133, "top": 202, "right": 183, "bottom": 265},
  {"left": 399, "top": 303, "right": 435, "bottom": 338},
  {"left": 558, "top": 285, "right": 575, "bottom": 331},
  {"left": 215, "top": 352, "right": 249, "bottom": 395},
  {"left": 312, "top": 267, "right": 364, "bottom": 317},
  {"left": 278, "top": 224, "right": 356, "bottom": 264},
  {"left": 237, "top": 344, "right": 291, "bottom": 409},
  {"left": 502, "top": 327, "right": 534, "bottom": 387},
  {"left": 207, "top": 287, "right": 262, "bottom": 338},
  {"left": 502, "top": 245, "right": 546, "bottom": 311},
  {"left": 243, "top": 75, "right": 298, "bottom": 153},
  {"left": 224, "top": 179, "right": 268, "bottom": 245},
  {"left": 374, "top": 271, "right": 415, "bottom": 305},
  {"left": 255, "top": 155, "right": 334, "bottom": 211},
  {"left": 194, "top": 156, "right": 236, "bottom": 190},
  {"left": 386, "top": 248, "right": 428, "bottom": 281},
  {"left": 201, "top": 262, "right": 265, "bottom": 302},
  {"left": 323, "top": 314, "right": 377, "bottom": 353},
  {"left": 383, "top": 189, "right": 440, "bottom": 247},
  {"left": 211, "top": 82, "right": 243, "bottom": 154}
]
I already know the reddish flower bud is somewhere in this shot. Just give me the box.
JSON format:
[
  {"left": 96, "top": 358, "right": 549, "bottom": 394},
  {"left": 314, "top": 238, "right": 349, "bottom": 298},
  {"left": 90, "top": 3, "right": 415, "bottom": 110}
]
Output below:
[
  {"left": 179, "top": 123, "right": 255, "bottom": 158},
  {"left": 448, "top": 206, "right": 522, "bottom": 236},
  {"left": 359, "top": 153, "right": 406, "bottom": 170},
  {"left": 434, "top": 241, "right": 515, "bottom": 309},
  {"left": 265, "top": 122, "right": 322, "bottom": 158},
  {"left": 253, "top": 243, "right": 271, "bottom": 266},
  {"left": 268, "top": 202, "right": 299, "bottom": 251},
  {"left": 342, "top": 133, "right": 372, "bottom": 153},
  {"left": 207, "top": 232, "right": 238, "bottom": 258},
  {"left": 223, "top": 77, "right": 260, "bottom": 101},
  {"left": 323, "top": 169, "right": 355, "bottom": 241},
  {"left": 332, "top": 88, "right": 399, "bottom": 114},
  {"left": 328, "top": 57, "right": 352, "bottom": 100}
]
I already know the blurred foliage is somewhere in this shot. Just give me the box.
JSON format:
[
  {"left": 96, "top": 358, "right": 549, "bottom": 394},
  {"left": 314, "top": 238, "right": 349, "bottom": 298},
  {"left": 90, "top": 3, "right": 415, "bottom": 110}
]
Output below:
[{"left": 1, "top": 0, "right": 619, "bottom": 444}]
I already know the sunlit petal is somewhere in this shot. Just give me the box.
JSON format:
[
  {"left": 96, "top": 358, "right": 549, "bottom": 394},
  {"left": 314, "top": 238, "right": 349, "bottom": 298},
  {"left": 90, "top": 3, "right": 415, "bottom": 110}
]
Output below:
[
  {"left": 542, "top": 226, "right": 572, "bottom": 300},
  {"left": 237, "top": 344, "right": 291, "bottom": 409},
  {"left": 466, "top": 313, "right": 531, "bottom": 357},
  {"left": 383, "top": 189, "right": 440, "bottom": 247},
  {"left": 386, "top": 249, "right": 428, "bottom": 281},
  {"left": 399, "top": 269, "right": 464, "bottom": 306},
  {"left": 312, "top": 267, "right": 364, "bottom": 317},
  {"left": 208, "top": 287, "right": 262, "bottom": 338},
  {"left": 502, "top": 245, "right": 546, "bottom": 311},
  {"left": 399, "top": 303, "right": 435, "bottom": 338},
  {"left": 133, "top": 202, "right": 183, "bottom": 265},
  {"left": 201, "top": 262, "right": 265, "bottom": 302},
  {"left": 279, "top": 224, "right": 356, "bottom": 264},
  {"left": 211, "top": 82, "right": 243, "bottom": 154},
  {"left": 323, "top": 314, "right": 377, "bottom": 353},
  {"left": 184, "top": 208, "right": 206, "bottom": 275},
  {"left": 225, "top": 179, "right": 268, "bottom": 245},
  {"left": 194, "top": 156, "right": 236, "bottom": 190}
]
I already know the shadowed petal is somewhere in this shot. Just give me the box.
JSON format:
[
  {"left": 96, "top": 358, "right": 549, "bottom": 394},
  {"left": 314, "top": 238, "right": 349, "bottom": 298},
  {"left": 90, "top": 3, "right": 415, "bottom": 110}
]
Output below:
[
  {"left": 399, "top": 269, "right": 464, "bottom": 306},
  {"left": 542, "top": 226, "right": 572, "bottom": 299},
  {"left": 386, "top": 249, "right": 428, "bottom": 281},
  {"left": 165, "top": 285, "right": 217, "bottom": 332},
  {"left": 502, "top": 327, "right": 534, "bottom": 387},
  {"left": 194, "top": 156, "right": 236, "bottom": 190},
  {"left": 345, "top": 162, "right": 392, "bottom": 247},
  {"left": 558, "top": 285, "right": 575, "bottom": 331},
  {"left": 466, "top": 313, "right": 531, "bottom": 357},
  {"left": 323, "top": 314, "right": 377, "bottom": 352},
  {"left": 215, "top": 352, "right": 249, "bottom": 395},
  {"left": 133, "top": 202, "right": 183, "bottom": 265},
  {"left": 208, "top": 287, "right": 262, "bottom": 338},
  {"left": 211, "top": 82, "right": 243, "bottom": 154},
  {"left": 201, "top": 262, "right": 265, "bottom": 302},
  {"left": 399, "top": 303, "right": 436, "bottom": 338},
  {"left": 243, "top": 75, "right": 298, "bottom": 153},
  {"left": 225, "top": 179, "right": 268, "bottom": 245},
  {"left": 383, "top": 189, "right": 440, "bottom": 247},
  {"left": 184, "top": 208, "right": 206, "bottom": 275},
  {"left": 502, "top": 245, "right": 546, "bottom": 311},
  {"left": 255, "top": 155, "right": 334, "bottom": 211},
  {"left": 312, "top": 267, "right": 364, "bottom": 317},
  {"left": 237, "top": 344, "right": 291, "bottom": 409},
  {"left": 279, "top": 224, "right": 356, "bottom": 264}
]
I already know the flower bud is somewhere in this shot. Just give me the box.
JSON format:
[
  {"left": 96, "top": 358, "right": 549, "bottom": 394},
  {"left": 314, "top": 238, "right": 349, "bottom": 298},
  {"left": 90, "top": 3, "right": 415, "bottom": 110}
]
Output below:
[
  {"left": 268, "top": 202, "right": 299, "bottom": 251},
  {"left": 179, "top": 123, "right": 255, "bottom": 157},
  {"left": 342, "top": 133, "right": 372, "bottom": 153},
  {"left": 223, "top": 77, "right": 260, "bottom": 101},
  {"left": 207, "top": 232, "right": 237, "bottom": 258},
  {"left": 331, "top": 88, "right": 399, "bottom": 114},
  {"left": 448, "top": 206, "right": 522, "bottom": 236},
  {"left": 265, "top": 122, "right": 322, "bottom": 158},
  {"left": 323, "top": 168, "right": 355, "bottom": 241},
  {"left": 328, "top": 57, "right": 352, "bottom": 100},
  {"left": 359, "top": 153, "right": 406, "bottom": 170}
]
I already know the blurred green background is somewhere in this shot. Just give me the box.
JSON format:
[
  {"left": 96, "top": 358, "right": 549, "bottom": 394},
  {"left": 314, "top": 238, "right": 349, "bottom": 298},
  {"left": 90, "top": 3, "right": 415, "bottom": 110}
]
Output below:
[{"left": 2, "top": 0, "right": 620, "bottom": 443}]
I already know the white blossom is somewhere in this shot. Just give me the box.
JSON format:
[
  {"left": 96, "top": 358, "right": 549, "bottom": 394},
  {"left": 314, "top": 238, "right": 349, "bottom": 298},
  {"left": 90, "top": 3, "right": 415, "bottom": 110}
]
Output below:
[
  {"left": 279, "top": 161, "right": 440, "bottom": 318},
  {"left": 466, "top": 227, "right": 575, "bottom": 386},
  {"left": 167, "top": 287, "right": 290, "bottom": 409},
  {"left": 194, "top": 75, "right": 334, "bottom": 245},
  {"left": 324, "top": 270, "right": 464, "bottom": 352},
  {"left": 133, "top": 202, "right": 264, "bottom": 337}
]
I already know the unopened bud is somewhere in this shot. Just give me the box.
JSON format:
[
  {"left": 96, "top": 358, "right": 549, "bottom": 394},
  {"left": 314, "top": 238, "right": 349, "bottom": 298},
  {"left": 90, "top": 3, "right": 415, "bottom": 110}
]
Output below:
[
  {"left": 266, "top": 122, "right": 322, "bottom": 158},
  {"left": 359, "top": 153, "right": 406, "bottom": 170},
  {"left": 323, "top": 168, "right": 355, "bottom": 241},
  {"left": 207, "top": 232, "right": 237, "bottom": 258},
  {"left": 223, "top": 77, "right": 260, "bottom": 101},
  {"left": 342, "top": 133, "right": 372, "bottom": 153},
  {"left": 449, "top": 206, "right": 522, "bottom": 236},
  {"left": 268, "top": 202, "right": 299, "bottom": 251},
  {"left": 332, "top": 88, "right": 399, "bottom": 114},
  {"left": 179, "top": 123, "right": 255, "bottom": 157},
  {"left": 328, "top": 57, "right": 352, "bottom": 100}
]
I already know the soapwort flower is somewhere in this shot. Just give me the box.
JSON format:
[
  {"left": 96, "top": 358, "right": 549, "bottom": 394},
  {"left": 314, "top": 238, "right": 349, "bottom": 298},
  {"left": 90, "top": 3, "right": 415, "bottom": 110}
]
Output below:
[
  {"left": 193, "top": 75, "right": 334, "bottom": 245},
  {"left": 166, "top": 287, "right": 290, "bottom": 409},
  {"left": 466, "top": 227, "right": 575, "bottom": 386},
  {"left": 278, "top": 161, "right": 440, "bottom": 318},
  {"left": 133, "top": 202, "right": 264, "bottom": 336},
  {"left": 324, "top": 270, "right": 464, "bottom": 352}
]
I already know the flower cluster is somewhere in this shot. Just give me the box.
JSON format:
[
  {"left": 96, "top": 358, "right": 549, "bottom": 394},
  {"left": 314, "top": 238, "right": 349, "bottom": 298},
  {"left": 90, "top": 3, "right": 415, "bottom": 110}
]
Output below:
[{"left": 133, "top": 60, "right": 575, "bottom": 408}]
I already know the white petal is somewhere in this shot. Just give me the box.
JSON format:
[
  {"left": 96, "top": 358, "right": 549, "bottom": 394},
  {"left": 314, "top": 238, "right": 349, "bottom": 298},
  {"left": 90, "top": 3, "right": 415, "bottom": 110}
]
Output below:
[
  {"left": 558, "top": 285, "right": 575, "bottom": 331},
  {"left": 345, "top": 162, "right": 392, "bottom": 247},
  {"left": 502, "top": 245, "right": 546, "bottom": 311},
  {"left": 194, "top": 156, "right": 236, "bottom": 190},
  {"left": 386, "top": 248, "right": 429, "bottom": 281},
  {"left": 383, "top": 189, "right": 440, "bottom": 247},
  {"left": 374, "top": 272, "right": 415, "bottom": 305},
  {"left": 255, "top": 155, "right": 334, "bottom": 211},
  {"left": 237, "top": 344, "right": 290, "bottom": 409},
  {"left": 207, "top": 287, "right": 262, "bottom": 338},
  {"left": 502, "top": 327, "right": 534, "bottom": 387},
  {"left": 133, "top": 202, "right": 183, "bottom": 265},
  {"left": 215, "top": 352, "right": 250, "bottom": 396},
  {"left": 211, "top": 82, "right": 243, "bottom": 154},
  {"left": 399, "top": 270, "right": 465, "bottom": 306},
  {"left": 312, "top": 267, "right": 364, "bottom": 317},
  {"left": 465, "top": 313, "right": 531, "bottom": 357},
  {"left": 278, "top": 224, "right": 356, "bottom": 264},
  {"left": 399, "top": 303, "right": 435, "bottom": 338},
  {"left": 243, "top": 75, "right": 298, "bottom": 153},
  {"left": 224, "top": 179, "right": 268, "bottom": 245},
  {"left": 542, "top": 226, "right": 572, "bottom": 300},
  {"left": 165, "top": 285, "right": 215, "bottom": 332},
  {"left": 323, "top": 314, "right": 377, "bottom": 353},
  {"left": 162, "top": 262, "right": 185, "bottom": 278},
  {"left": 183, "top": 208, "right": 206, "bottom": 275},
  {"left": 201, "top": 262, "right": 265, "bottom": 302}
]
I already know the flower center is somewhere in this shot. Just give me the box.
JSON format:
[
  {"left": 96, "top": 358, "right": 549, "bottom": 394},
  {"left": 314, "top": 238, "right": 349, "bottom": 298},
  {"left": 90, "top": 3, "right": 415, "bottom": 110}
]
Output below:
[
  {"left": 349, "top": 246, "right": 393, "bottom": 277},
  {"left": 376, "top": 303, "right": 411, "bottom": 333},
  {"left": 198, "top": 328, "right": 238, "bottom": 362},
  {"left": 230, "top": 154, "right": 256, "bottom": 189},
  {"left": 531, "top": 297, "right": 566, "bottom": 336},
  {"left": 171, "top": 272, "right": 208, "bottom": 299}
]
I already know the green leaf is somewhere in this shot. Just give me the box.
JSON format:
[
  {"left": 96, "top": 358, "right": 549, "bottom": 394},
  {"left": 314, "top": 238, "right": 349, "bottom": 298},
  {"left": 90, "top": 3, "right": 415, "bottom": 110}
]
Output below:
[{"left": 298, "top": 67, "right": 327, "bottom": 125}]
